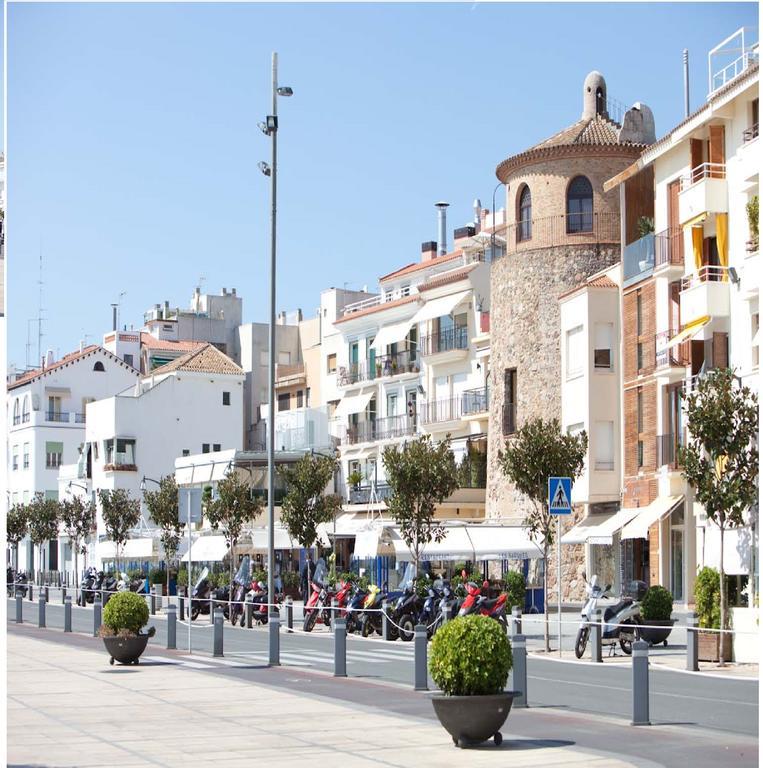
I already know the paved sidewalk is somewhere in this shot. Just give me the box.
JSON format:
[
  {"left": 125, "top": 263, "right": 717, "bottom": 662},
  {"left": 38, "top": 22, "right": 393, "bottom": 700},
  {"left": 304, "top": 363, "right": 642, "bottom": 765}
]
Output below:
[{"left": 8, "top": 633, "right": 650, "bottom": 768}]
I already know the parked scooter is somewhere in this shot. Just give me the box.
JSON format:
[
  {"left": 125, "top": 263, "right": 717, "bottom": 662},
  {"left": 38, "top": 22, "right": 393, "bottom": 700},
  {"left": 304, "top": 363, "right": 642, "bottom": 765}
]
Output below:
[
  {"left": 574, "top": 574, "right": 644, "bottom": 658},
  {"left": 429, "top": 580, "right": 459, "bottom": 637},
  {"left": 77, "top": 567, "right": 102, "bottom": 606},
  {"left": 458, "top": 578, "right": 508, "bottom": 629},
  {"left": 190, "top": 567, "right": 213, "bottom": 620},
  {"left": 7, "top": 568, "right": 29, "bottom": 598},
  {"left": 359, "top": 564, "right": 414, "bottom": 639},
  {"left": 229, "top": 557, "right": 251, "bottom": 626},
  {"left": 344, "top": 582, "right": 369, "bottom": 635},
  {"left": 302, "top": 560, "right": 330, "bottom": 632},
  {"left": 101, "top": 572, "right": 118, "bottom": 604}
]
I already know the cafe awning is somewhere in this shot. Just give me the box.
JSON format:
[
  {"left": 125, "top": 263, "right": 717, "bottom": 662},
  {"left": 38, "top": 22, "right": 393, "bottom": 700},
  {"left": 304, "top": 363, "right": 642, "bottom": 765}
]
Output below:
[
  {"left": 583, "top": 509, "right": 642, "bottom": 545},
  {"left": 98, "top": 537, "right": 156, "bottom": 560},
  {"left": 561, "top": 513, "right": 617, "bottom": 545},
  {"left": 353, "top": 526, "right": 387, "bottom": 559},
  {"left": 621, "top": 496, "right": 684, "bottom": 540},
  {"left": 180, "top": 535, "right": 228, "bottom": 563},
  {"left": 333, "top": 390, "right": 374, "bottom": 419},
  {"left": 410, "top": 290, "right": 470, "bottom": 325}
]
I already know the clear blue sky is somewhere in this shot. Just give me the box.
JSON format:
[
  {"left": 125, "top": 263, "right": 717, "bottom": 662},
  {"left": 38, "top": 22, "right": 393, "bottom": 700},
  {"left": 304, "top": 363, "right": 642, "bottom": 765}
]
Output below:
[{"left": 7, "top": 2, "right": 757, "bottom": 369}]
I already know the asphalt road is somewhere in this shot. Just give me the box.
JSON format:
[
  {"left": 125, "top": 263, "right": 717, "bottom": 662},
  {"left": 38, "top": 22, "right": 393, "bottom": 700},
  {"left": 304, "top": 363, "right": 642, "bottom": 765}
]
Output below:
[{"left": 8, "top": 596, "right": 759, "bottom": 739}]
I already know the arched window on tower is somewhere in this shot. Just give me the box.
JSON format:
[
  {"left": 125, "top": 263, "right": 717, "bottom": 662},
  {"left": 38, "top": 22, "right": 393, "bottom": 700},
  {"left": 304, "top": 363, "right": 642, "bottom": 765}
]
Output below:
[
  {"left": 517, "top": 185, "right": 532, "bottom": 242},
  {"left": 93, "top": 361, "right": 105, "bottom": 372},
  {"left": 567, "top": 175, "right": 593, "bottom": 233},
  {"left": 12, "top": 398, "right": 20, "bottom": 426}
]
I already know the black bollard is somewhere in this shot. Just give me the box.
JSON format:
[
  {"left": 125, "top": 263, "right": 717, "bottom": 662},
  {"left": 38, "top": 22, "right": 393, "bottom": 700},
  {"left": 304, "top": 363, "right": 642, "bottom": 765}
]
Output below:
[
  {"left": 38, "top": 595, "right": 46, "bottom": 628},
  {"left": 286, "top": 597, "right": 293, "bottom": 633},
  {"left": 512, "top": 634, "right": 528, "bottom": 708},
  {"left": 61, "top": 586, "right": 67, "bottom": 605},
  {"left": 16, "top": 594, "right": 23, "bottom": 624},
  {"left": 213, "top": 608, "right": 224, "bottom": 657},
  {"left": 93, "top": 597, "right": 102, "bottom": 637},
  {"left": 269, "top": 612, "right": 280, "bottom": 666},
  {"left": 167, "top": 604, "right": 177, "bottom": 650},
  {"left": 511, "top": 606, "right": 522, "bottom": 636},
  {"left": 686, "top": 612, "right": 699, "bottom": 672},
  {"left": 591, "top": 609, "right": 602, "bottom": 663},
  {"left": 246, "top": 601, "right": 253, "bottom": 629},
  {"left": 414, "top": 624, "right": 428, "bottom": 691},
  {"left": 631, "top": 640, "right": 650, "bottom": 726},
  {"left": 334, "top": 618, "right": 347, "bottom": 677},
  {"left": 64, "top": 596, "right": 72, "bottom": 633}
]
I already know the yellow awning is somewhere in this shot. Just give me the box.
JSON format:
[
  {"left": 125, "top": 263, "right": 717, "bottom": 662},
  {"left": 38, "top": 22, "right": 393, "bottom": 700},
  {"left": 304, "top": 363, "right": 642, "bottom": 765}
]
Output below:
[
  {"left": 683, "top": 212, "right": 708, "bottom": 228},
  {"left": 716, "top": 213, "right": 728, "bottom": 280},
  {"left": 666, "top": 315, "right": 711, "bottom": 349}
]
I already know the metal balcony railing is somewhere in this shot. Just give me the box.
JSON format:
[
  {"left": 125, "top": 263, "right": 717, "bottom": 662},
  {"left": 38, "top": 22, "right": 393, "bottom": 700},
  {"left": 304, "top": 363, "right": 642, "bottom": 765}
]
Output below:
[
  {"left": 654, "top": 227, "right": 684, "bottom": 269},
  {"left": 502, "top": 403, "right": 517, "bottom": 436},
  {"left": 680, "top": 162, "right": 726, "bottom": 190},
  {"left": 46, "top": 411, "right": 69, "bottom": 423},
  {"left": 743, "top": 123, "right": 759, "bottom": 143},
  {"left": 461, "top": 387, "right": 489, "bottom": 415},
  {"left": 348, "top": 484, "right": 393, "bottom": 504},
  {"left": 337, "top": 349, "right": 419, "bottom": 386},
  {"left": 503, "top": 211, "right": 620, "bottom": 254},
  {"left": 75, "top": 413, "right": 86, "bottom": 424},
  {"left": 655, "top": 330, "right": 690, "bottom": 369},
  {"left": 420, "top": 397, "right": 462, "bottom": 425},
  {"left": 343, "top": 415, "right": 417, "bottom": 445},
  {"left": 12, "top": 415, "right": 20, "bottom": 425},
  {"left": 23, "top": 413, "right": 30, "bottom": 423},
  {"left": 420, "top": 326, "right": 468, "bottom": 356},
  {"left": 656, "top": 432, "right": 685, "bottom": 468},
  {"left": 681, "top": 265, "right": 730, "bottom": 290}
]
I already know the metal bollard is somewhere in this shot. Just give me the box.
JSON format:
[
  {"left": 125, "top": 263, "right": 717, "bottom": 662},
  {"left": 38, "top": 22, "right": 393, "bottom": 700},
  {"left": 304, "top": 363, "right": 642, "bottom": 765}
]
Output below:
[
  {"left": 286, "top": 597, "right": 293, "bottom": 632},
  {"left": 61, "top": 586, "right": 67, "bottom": 605},
  {"left": 150, "top": 589, "right": 157, "bottom": 615},
  {"left": 64, "top": 596, "right": 72, "bottom": 633},
  {"left": 631, "top": 640, "right": 650, "bottom": 725},
  {"left": 210, "top": 597, "right": 215, "bottom": 624},
  {"left": 38, "top": 595, "right": 46, "bottom": 628},
  {"left": 414, "top": 624, "right": 428, "bottom": 691},
  {"left": 213, "top": 608, "right": 224, "bottom": 657},
  {"left": 382, "top": 600, "right": 390, "bottom": 641},
  {"left": 16, "top": 594, "right": 23, "bottom": 624},
  {"left": 591, "top": 609, "right": 602, "bottom": 663},
  {"left": 334, "top": 618, "right": 347, "bottom": 677},
  {"left": 331, "top": 598, "right": 338, "bottom": 633},
  {"left": 43, "top": 586, "right": 49, "bottom": 603},
  {"left": 440, "top": 602, "right": 450, "bottom": 629},
  {"left": 179, "top": 594, "right": 185, "bottom": 621},
  {"left": 511, "top": 606, "right": 522, "bottom": 637},
  {"left": 167, "top": 604, "right": 177, "bottom": 649},
  {"left": 686, "top": 612, "right": 699, "bottom": 672},
  {"left": 246, "top": 601, "right": 253, "bottom": 629},
  {"left": 28, "top": 584, "right": 34, "bottom": 602},
  {"left": 512, "top": 634, "right": 527, "bottom": 707},
  {"left": 93, "top": 597, "right": 102, "bottom": 637},
  {"left": 269, "top": 612, "right": 280, "bottom": 666}
]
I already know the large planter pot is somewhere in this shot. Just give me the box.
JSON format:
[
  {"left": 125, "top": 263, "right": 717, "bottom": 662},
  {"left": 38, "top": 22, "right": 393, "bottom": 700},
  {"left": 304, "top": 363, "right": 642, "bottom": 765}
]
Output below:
[
  {"left": 102, "top": 633, "right": 150, "bottom": 666},
  {"left": 638, "top": 618, "right": 675, "bottom": 647},
  {"left": 698, "top": 630, "right": 732, "bottom": 663},
  {"left": 431, "top": 692, "right": 515, "bottom": 747}
]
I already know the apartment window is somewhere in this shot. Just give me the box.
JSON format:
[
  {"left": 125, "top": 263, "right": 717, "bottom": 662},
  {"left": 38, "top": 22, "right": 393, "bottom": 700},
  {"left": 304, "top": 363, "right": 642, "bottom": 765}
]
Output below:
[
  {"left": 637, "top": 388, "right": 644, "bottom": 432},
  {"left": 566, "top": 326, "right": 584, "bottom": 379},
  {"left": 105, "top": 438, "right": 136, "bottom": 466},
  {"left": 637, "top": 342, "right": 644, "bottom": 371},
  {"left": 327, "top": 353, "right": 337, "bottom": 374},
  {"left": 12, "top": 446, "right": 18, "bottom": 471},
  {"left": 46, "top": 442, "right": 63, "bottom": 469},
  {"left": 278, "top": 351, "right": 291, "bottom": 365},
  {"left": 123, "top": 354, "right": 134, "bottom": 368},
  {"left": 278, "top": 393, "right": 290, "bottom": 412},
  {"left": 12, "top": 399, "right": 20, "bottom": 426},
  {"left": 92, "top": 441, "right": 99, "bottom": 461},
  {"left": 566, "top": 176, "right": 593, "bottom": 233},
  {"left": 202, "top": 443, "right": 210, "bottom": 454},
  {"left": 503, "top": 368, "right": 517, "bottom": 435},
  {"left": 222, "top": 391, "right": 231, "bottom": 406},
  {"left": 260, "top": 351, "right": 269, "bottom": 366},
  {"left": 182, "top": 449, "right": 190, "bottom": 457},
  {"left": 93, "top": 361, "right": 105, "bottom": 372},
  {"left": 594, "top": 323, "right": 613, "bottom": 370},
  {"left": 594, "top": 421, "right": 614, "bottom": 471},
  {"left": 23, "top": 443, "right": 30, "bottom": 469},
  {"left": 213, "top": 443, "right": 221, "bottom": 452},
  {"left": 296, "top": 390, "right": 304, "bottom": 408},
  {"left": 517, "top": 185, "right": 532, "bottom": 242},
  {"left": 637, "top": 440, "right": 644, "bottom": 468},
  {"left": 567, "top": 422, "right": 584, "bottom": 437},
  {"left": 636, "top": 291, "right": 643, "bottom": 335},
  {"left": 305, "top": 387, "right": 311, "bottom": 407},
  {"left": 22, "top": 396, "right": 30, "bottom": 423}
]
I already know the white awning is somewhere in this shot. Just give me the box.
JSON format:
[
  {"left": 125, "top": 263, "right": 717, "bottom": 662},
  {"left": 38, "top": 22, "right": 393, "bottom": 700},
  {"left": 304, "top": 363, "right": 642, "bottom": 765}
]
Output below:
[
  {"left": 561, "top": 513, "right": 616, "bottom": 545},
  {"left": 370, "top": 319, "right": 416, "bottom": 352},
  {"left": 98, "top": 538, "right": 156, "bottom": 560},
  {"left": 411, "top": 290, "right": 470, "bottom": 325},
  {"left": 621, "top": 496, "right": 684, "bottom": 540},
  {"left": 175, "top": 450, "right": 237, "bottom": 485},
  {"left": 334, "top": 390, "right": 374, "bottom": 419},
  {"left": 585, "top": 509, "right": 642, "bottom": 545},
  {"left": 353, "top": 526, "right": 387, "bottom": 558},
  {"left": 180, "top": 535, "right": 228, "bottom": 562},
  {"left": 250, "top": 526, "right": 303, "bottom": 551},
  {"left": 319, "top": 513, "right": 373, "bottom": 538}
]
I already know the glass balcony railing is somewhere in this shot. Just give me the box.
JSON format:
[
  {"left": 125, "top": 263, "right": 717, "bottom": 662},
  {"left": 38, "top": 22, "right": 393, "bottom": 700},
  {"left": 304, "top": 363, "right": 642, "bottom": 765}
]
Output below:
[{"left": 623, "top": 233, "right": 655, "bottom": 283}]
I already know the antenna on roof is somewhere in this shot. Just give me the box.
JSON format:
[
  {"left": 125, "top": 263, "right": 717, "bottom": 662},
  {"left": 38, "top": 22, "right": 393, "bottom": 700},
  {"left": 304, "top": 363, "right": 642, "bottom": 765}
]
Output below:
[{"left": 37, "top": 244, "right": 45, "bottom": 366}]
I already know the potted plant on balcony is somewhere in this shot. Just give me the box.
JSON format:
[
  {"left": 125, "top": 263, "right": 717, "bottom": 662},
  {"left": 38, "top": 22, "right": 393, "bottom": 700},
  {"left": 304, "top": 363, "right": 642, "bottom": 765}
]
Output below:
[
  {"left": 694, "top": 566, "right": 730, "bottom": 662},
  {"left": 99, "top": 590, "right": 155, "bottom": 665},
  {"left": 636, "top": 216, "right": 655, "bottom": 237},
  {"left": 429, "top": 614, "right": 516, "bottom": 748},
  {"left": 746, "top": 195, "right": 758, "bottom": 252},
  {"left": 637, "top": 585, "right": 675, "bottom": 647},
  {"left": 347, "top": 470, "right": 363, "bottom": 491}
]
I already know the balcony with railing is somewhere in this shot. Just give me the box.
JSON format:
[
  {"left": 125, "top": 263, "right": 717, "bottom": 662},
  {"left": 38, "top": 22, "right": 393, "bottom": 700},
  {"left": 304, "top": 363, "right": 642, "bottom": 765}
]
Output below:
[
  {"left": 654, "top": 227, "right": 684, "bottom": 270},
  {"left": 420, "top": 326, "right": 468, "bottom": 358},
  {"left": 348, "top": 483, "right": 393, "bottom": 505},
  {"left": 623, "top": 232, "right": 655, "bottom": 285},
  {"left": 461, "top": 387, "right": 489, "bottom": 417},
  {"left": 502, "top": 403, "right": 517, "bottom": 436},
  {"left": 420, "top": 396, "right": 463, "bottom": 426},
  {"left": 46, "top": 411, "right": 70, "bottom": 423},
  {"left": 12, "top": 415, "right": 20, "bottom": 426},
  {"left": 275, "top": 362, "right": 306, "bottom": 388},
  {"left": 337, "top": 349, "right": 419, "bottom": 387},
  {"left": 743, "top": 123, "right": 759, "bottom": 143},
  {"left": 504, "top": 211, "right": 620, "bottom": 255},
  {"left": 74, "top": 413, "right": 86, "bottom": 424},
  {"left": 655, "top": 330, "right": 690, "bottom": 370},
  {"left": 678, "top": 163, "right": 727, "bottom": 225},
  {"left": 708, "top": 27, "right": 758, "bottom": 96},
  {"left": 656, "top": 432, "right": 685, "bottom": 469},
  {"left": 343, "top": 414, "right": 417, "bottom": 445},
  {"left": 680, "top": 265, "right": 730, "bottom": 322}
]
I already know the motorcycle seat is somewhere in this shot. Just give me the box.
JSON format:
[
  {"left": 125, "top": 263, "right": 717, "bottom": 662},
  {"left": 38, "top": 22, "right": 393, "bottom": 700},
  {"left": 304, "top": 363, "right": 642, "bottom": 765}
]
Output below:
[
  {"left": 480, "top": 597, "right": 501, "bottom": 610},
  {"left": 603, "top": 599, "right": 633, "bottom": 621}
]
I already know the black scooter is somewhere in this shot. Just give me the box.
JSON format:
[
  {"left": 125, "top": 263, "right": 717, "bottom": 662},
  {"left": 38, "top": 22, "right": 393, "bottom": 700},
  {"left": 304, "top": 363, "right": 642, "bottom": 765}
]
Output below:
[
  {"left": 190, "top": 567, "right": 214, "bottom": 620},
  {"left": 77, "top": 569, "right": 103, "bottom": 606}
]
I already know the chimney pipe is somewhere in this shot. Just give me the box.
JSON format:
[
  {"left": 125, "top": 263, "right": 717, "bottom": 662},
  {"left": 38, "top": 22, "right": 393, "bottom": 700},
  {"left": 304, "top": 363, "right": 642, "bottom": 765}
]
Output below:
[
  {"left": 111, "top": 303, "right": 118, "bottom": 332},
  {"left": 435, "top": 202, "right": 450, "bottom": 256},
  {"left": 473, "top": 199, "right": 482, "bottom": 227},
  {"left": 683, "top": 49, "right": 690, "bottom": 118}
]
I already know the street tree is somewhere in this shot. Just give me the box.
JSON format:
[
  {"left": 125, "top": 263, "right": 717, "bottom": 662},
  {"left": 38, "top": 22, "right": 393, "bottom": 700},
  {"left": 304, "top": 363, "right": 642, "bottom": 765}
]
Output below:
[
  {"left": 143, "top": 475, "right": 182, "bottom": 595},
  {"left": 26, "top": 493, "right": 61, "bottom": 579},
  {"left": 279, "top": 453, "right": 342, "bottom": 588},
  {"left": 678, "top": 368, "right": 758, "bottom": 664},
  {"left": 498, "top": 418, "right": 587, "bottom": 651},
  {"left": 7, "top": 503, "right": 29, "bottom": 572},
  {"left": 60, "top": 495, "right": 96, "bottom": 594},
  {"left": 98, "top": 489, "right": 141, "bottom": 573},
  {"left": 205, "top": 470, "right": 262, "bottom": 594},
  {"left": 382, "top": 435, "right": 459, "bottom": 584}
]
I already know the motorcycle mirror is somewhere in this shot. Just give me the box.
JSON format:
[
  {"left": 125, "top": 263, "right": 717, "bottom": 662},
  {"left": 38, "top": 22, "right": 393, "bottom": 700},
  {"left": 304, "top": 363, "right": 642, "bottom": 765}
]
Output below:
[
  {"left": 482, "top": 580, "right": 489, "bottom": 589},
  {"left": 605, "top": 584, "right": 611, "bottom": 592}
]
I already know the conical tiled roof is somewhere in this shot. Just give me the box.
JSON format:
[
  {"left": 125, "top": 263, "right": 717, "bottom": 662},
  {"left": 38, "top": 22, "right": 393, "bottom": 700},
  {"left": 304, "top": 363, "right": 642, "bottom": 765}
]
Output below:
[{"left": 148, "top": 343, "right": 243, "bottom": 376}]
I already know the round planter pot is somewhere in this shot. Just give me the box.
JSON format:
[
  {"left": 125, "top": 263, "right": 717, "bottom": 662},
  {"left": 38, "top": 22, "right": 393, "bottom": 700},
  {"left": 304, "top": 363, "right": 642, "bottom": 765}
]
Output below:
[
  {"left": 103, "top": 633, "right": 150, "bottom": 665},
  {"left": 431, "top": 692, "right": 515, "bottom": 747},
  {"left": 638, "top": 618, "right": 675, "bottom": 646}
]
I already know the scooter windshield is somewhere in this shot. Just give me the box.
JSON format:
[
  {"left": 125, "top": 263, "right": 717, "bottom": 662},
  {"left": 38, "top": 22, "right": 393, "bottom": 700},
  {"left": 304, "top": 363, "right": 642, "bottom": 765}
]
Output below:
[
  {"left": 399, "top": 563, "right": 416, "bottom": 590},
  {"left": 193, "top": 567, "right": 210, "bottom": 592},
  {"left": 312, "top": 560, "right": 327, "bottom": 585},
  {"left": 234, "top": 556, "right": 251, "bottom": 586}
]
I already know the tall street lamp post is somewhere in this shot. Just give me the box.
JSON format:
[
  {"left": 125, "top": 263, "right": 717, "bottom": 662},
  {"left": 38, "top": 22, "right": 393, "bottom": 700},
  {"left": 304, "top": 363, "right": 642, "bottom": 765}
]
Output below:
[{"left": 258, "top": 53, "right": 293, "bottom": 652}]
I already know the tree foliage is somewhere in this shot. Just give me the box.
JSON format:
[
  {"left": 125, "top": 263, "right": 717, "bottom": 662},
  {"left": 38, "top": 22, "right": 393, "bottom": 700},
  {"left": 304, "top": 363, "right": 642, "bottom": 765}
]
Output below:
[
  {"left": 98, "top": 489, "right": 141, "bottom": 566},
  {"left": 27, "top": 493, "right": 61, "bottom": 548},
  {"left": 60, "top": 496, "right": 96, "bottom": 556},
  {"left": 498, "top": 418, "right": 587, "bottom": 650},
  {"left": 7, "top": 503, "right": 29, "bottom": 547},
  {"left": 143, "top": 475, "right": 183, "bottom": 566},
  {"left": 382, "top": 435, "right": 459, "bottom": 579}
]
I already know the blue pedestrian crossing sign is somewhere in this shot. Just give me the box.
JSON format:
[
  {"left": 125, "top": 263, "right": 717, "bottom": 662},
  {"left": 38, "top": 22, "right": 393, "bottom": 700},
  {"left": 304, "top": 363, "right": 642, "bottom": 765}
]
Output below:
[{"left": 548, "top": 477, "right": 572, "bottom": 514}]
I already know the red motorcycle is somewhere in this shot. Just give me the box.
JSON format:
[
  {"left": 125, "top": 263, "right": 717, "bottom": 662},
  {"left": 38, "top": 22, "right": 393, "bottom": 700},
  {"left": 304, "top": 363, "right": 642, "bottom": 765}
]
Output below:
[
  {"left": 302, "top": 578, "right": 353, "bottom": 632},
  {"left": 458, "top": 578, "right": 508, "bottom": 630}
]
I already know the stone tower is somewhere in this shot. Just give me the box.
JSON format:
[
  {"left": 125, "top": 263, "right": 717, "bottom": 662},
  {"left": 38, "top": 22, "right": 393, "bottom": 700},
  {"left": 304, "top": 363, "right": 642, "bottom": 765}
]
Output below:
[{"left": 486, "top": 72, "right": 654, "bottom": 599}]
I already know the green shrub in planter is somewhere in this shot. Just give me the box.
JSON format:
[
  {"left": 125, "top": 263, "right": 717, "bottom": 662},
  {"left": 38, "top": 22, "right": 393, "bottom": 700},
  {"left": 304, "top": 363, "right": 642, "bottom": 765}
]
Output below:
[
  {"left": 695, "top": 566, "right": 721, "bottom": 629},
  {"left": 283, "top": 571, "right": 300, "bottom": 589},
  {"left": 504, "top": 570, "right": 526, "bottom": 611},
  {"left": 102, "top": 591, "right": 150, "bottom": 635},
  {"left": 149, "top": 568, "right": 165, "bottom": 585},
  {"left": 430, "top": 615, "right": 512, "bottom": 696},
  {"left": 127, "top": 569, "right": 145, "bottom": 581},
  {"left": 641, "top": 585, "right": 673, "bottom": 621}
]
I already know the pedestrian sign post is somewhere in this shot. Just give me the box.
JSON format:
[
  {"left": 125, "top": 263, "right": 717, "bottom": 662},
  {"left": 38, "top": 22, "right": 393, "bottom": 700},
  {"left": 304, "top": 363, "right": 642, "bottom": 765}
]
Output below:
[{"left": 548, "top": 476, "right": 573, "bottom": 657}]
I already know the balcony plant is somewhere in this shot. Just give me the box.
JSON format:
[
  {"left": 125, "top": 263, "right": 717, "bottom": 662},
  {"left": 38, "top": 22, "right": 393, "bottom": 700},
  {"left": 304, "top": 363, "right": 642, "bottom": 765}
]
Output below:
[
  {"left": 429, "top": 614, "right": 515, "bottom": 748},
  {"left": 746, "top": 195, "right": 758, "bottom": 251},
  {"left": 638, "top": 585, "right": 675, "bottom": 647},
  {"left": 636, "top": 216, "right": 655, "bottom": 237},
  {"left": 347, "top": 470, "right": 363, "bottom": 490},
  {"left": 99, "top": 590, "right": 155, "bottom": 665}
]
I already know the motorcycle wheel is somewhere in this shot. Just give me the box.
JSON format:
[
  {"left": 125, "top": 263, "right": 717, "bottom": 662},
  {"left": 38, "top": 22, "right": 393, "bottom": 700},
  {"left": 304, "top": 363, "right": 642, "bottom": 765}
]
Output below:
[
  {"left": 191, "top": 606, "right": 200, "bottom": 621},
  {"left": 360, "top": 615, "right": 374, "bottom": 638},
  {"left": 574, "top": 627, "right": 589, "bottom": 659},
  {"left": 398, "top": 614, "right": 415, "bottom": 642},
  {"left": 619, "top": 620, "right": 638, "bottom": 655},
  {"left": 303, "top": 610, "right": 318, "bottom": 633},
  {"left": 239, "top": 612, "right": 246, "bottom": 628},
  {"left": 230, "top": 610, "right": 239, "bottom": 626}
]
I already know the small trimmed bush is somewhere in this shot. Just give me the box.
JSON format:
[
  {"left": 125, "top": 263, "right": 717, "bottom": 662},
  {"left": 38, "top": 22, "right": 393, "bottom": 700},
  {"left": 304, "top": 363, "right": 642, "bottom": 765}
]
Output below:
[
  {"left": 429, "top": 615, "right": 512, "bottom": 696},
  {"left": 149, "top": 568, "right": 165, "bottom": 585},
  {"left": 695, "top": 566, "right": 721, "bottom": 629},
  {"left": 102, "top": 591, "right": 149, "bottom": 635},
  {"left": 641, "top": 585, "right": 673, "bottom": 621},
  {"left": 283, "top": 571, "right": 300, "bottom": 589},
  {"left": 504, "top": 570, "right": 526, "bottom": 611}
]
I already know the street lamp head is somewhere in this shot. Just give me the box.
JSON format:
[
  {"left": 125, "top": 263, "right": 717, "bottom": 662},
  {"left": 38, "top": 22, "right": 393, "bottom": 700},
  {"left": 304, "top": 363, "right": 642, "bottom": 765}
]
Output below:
[
  {"left": 258, "top": 161, "right": 272, "bottom": 176},
  {"left": 276, "top": 86, "right": 293, "bottom": 97},
  {"left": 139, "top": 477, "right": 147, "bottom": 492},
  {"left": 257, "top": 121, "right": 270, "bottom": 135}
]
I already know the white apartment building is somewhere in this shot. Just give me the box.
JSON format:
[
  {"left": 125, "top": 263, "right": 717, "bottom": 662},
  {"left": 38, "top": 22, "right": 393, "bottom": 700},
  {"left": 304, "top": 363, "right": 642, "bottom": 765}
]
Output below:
[
  {"left": 84, "top": 344, "right": 244, "bottom": 567},
  {"left": 7, "top": 345, "right": 140, "bottom": 572}
]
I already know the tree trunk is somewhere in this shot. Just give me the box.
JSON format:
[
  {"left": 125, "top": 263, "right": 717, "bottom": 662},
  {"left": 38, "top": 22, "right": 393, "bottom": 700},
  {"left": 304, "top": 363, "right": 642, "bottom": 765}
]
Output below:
[
  {"left": 74, "top": 547, "right": 79, "bottom": 604},
  {"left": 544, "top": 543, "right": 550, "bottom": 652},
  {"left": 719, "top": 524, "right": 726, "bottom": 666}
]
